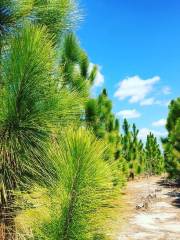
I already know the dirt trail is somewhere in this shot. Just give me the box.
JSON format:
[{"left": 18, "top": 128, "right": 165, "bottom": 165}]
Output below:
[{"left": 116, "top": 176, "right": 180, "bottom": 240}]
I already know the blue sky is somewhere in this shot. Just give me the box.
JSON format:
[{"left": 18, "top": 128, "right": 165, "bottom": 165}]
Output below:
[{"left": 77, "top": 0, "right": 180, "bottom": 140}]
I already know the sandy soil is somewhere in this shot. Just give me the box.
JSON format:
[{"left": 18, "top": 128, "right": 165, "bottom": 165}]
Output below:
[{"left": 115, "top": 176, "right": 180, "bottom": 240}]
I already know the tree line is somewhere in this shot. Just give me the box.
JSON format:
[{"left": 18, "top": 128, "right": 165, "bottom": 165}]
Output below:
[{"left": 0, "top": 1, "right": 177, "bottom": 240}]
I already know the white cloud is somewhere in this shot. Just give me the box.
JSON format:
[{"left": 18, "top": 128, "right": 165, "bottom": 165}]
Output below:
[
  {"left": 114, "top": 75, "right": 160, "bottom": 103},
  {"left": 154, "top": 100, "right": 171, "bottom": 107},
  {"left": 162, "top": 86, "right": 171, "bottom": 95},
  {"left": 165, "top": 100, "right": 171, "bottom": 107},
  {"left": 138, "top": 128, "right": 167, "bottom": 141},
  {"left": 138, "top": 128, "right": 151, "bottom": 140},
  {"left": 116, "top": 109, "right": 141, "bottom": 119},
  {"left": 89, "top": 63, "right": 104, "bottom": 87},
  {"left": 152, "top": 118, "right": 166, "bottom": 127},
  {"left": 140, "top": 98, "right": 156, "bottom": 106},
  {"left": 140, "top": 98, "right": 170, "bottom": 107}
]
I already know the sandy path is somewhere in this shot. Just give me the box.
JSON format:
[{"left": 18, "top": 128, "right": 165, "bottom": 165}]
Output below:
[{"left": 116, "top": 176, "right": 180, "bottom": 240}]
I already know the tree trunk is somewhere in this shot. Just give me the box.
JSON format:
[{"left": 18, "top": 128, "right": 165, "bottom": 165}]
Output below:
[
  {"left": 0, "top": 191, "right": 16, "bottom": 240},
  {"left": 0, "top": 136, "right": 18, "bottom": 240},
  {"left": 0, "top": 222, "right": 5, "bottom": 240}
]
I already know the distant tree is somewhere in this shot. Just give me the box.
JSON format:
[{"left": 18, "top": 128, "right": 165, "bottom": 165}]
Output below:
[
  {"left": 145, "top": 133, "right": 164, "bottom": 175},
  {"left": 122, "top": 119, "right": 131, "bottom": 162},
  {"left": 86, "top": 89, "right": 121, "bottom": 160},
  {"left": 122, "top": 120, "right": 146, "bottom": 176},
  {"left": 85, "top": 89, "right": 127, "bottom": 185}
]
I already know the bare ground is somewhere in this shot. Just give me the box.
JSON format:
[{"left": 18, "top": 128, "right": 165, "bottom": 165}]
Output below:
[{"left": 112, "top": 176, "right": 180, "bottom": 240}]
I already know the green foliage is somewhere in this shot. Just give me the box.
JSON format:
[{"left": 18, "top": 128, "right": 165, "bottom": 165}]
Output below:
[
  {"left": 0, "top": 0, "right": 33, "bottom": 38},
  {"left": 166, "top": 98, "right": 180, "bottom": 133},
  {"left": 33, "top": 0, "right": 81, "bottom": 40},
  {"left": 0, "top": 23, "right": 84, "bottom": 239},
  {"left": 86, "top": 90, "right": 130, "bottom": 186},
  {"left": 32, "top": 128, "right": 114, "bottom": 240},
  {"left": 93, "top": 233, "right": 110, "bottom": 240},
  {"left": 0, "top": 23, "right": 56, "bottom": 192},
  {"left": 59, "top": 33, "right": 98, "bottom": 99},
  {"left": 137, "top": 165, "right": 142, "bottom": 175},
  {"left": 0, "top": 22, "right": 55, "bottom": 239},
  {"left": 85, "top": 88, "right": 164, "bottom": 185},
  {"left": 145, "top": 133, "right": 164, "bottom": 175},
  {"left": 163, "top": 98, "right": 180, "bottom": 178},
  {"left": 0, "top": 0, "right": 80, "bottom": 50},
  {"left": 86, "top": 89, "right": 121, "bottom": 158},
  {"left": 0, "top": 1, "right": 168, "bottom": 239},
  {"left": 121, "top": 119, "right": 147, "bottom": 176},
  {"left": 122, "top": 119, "right": 131, "bottom": 161}
]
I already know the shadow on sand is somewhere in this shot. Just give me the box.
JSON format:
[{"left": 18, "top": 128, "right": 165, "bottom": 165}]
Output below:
[{"left": 157, "top": 178, "right": 180, "bottom": 208}]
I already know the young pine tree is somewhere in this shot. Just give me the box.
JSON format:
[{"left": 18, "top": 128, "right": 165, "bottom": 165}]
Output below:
[
  {"left": 0, "top": 23, "right": 83, "bottom": 240},
  {"left": 145, "top": 133, "right": 164, "bottom": 175},
  {"left": 33, "top": 128, "right": 114, "bottom": 240},
  {"left": 163, "top": 98, "right": 180, "bottom": 178}
]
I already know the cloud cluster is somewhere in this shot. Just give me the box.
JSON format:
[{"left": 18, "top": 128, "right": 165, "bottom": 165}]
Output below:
[
  {"left": 140, "top": 97, "right": 156, "bottom": 106},
  {"left": 152, "top": 118, "right": 166, "bottom": 127},
  {"left": 162, "top": 86, "right": 171, "bottom": 95},
  {"left": 140, "top": 98, "right": 170, "bottom": 107},
  {"left": 114, "top": 75, "right": 171, "bottom": 107},
  {"left": 114, "top": 75, "right": 160, "bottom": 103},
  {"left": 114, "top": 75, "right": 171, "bottom": 132},
  {"left": 116, "top": 109, "right": 141, "bottom": 119},
  {"left": 138, "top": 128, "right": 167, "bottom": 141}
]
